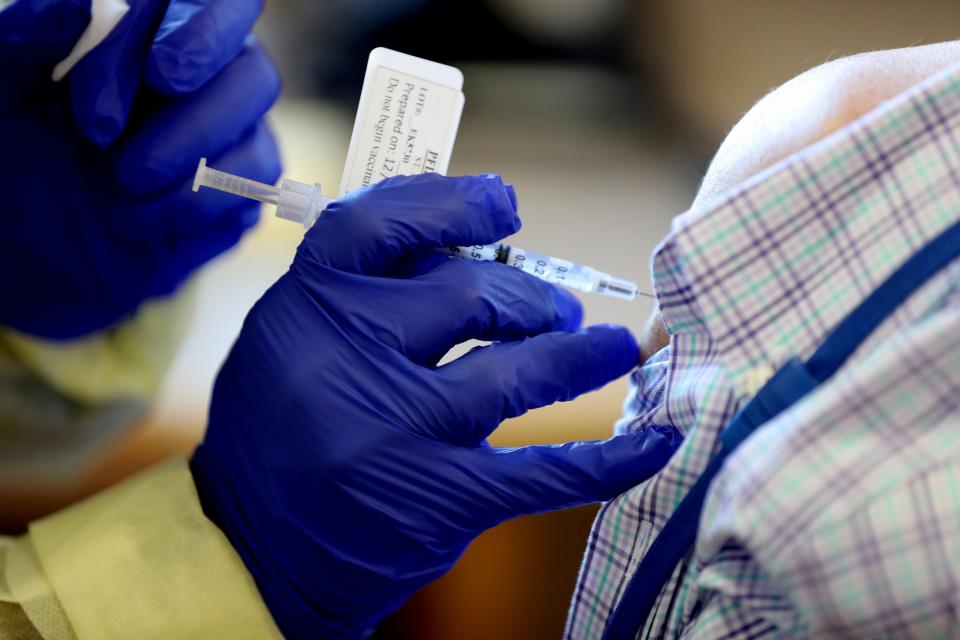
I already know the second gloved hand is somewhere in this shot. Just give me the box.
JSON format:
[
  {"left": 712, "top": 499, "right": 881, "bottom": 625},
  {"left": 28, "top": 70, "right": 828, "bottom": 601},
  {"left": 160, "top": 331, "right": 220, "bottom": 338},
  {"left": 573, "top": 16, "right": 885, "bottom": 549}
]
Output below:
[
  {"left": 191, "top": 174, "right": 680, "bottom": 639},
  {"left": 0, "top": 0, "right": 280, "bottom": 339}
]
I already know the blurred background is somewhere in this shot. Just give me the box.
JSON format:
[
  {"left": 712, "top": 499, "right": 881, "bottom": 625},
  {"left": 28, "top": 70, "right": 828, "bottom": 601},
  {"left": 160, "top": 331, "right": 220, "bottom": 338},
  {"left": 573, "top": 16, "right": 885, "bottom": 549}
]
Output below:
[{"left": 6, "top": 1, "right": 960, "bottom": 637}]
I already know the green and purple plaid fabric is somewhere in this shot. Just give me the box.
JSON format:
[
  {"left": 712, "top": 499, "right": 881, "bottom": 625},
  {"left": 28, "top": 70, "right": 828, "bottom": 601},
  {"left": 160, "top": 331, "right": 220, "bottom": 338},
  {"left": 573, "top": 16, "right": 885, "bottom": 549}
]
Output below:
[{"left": 566, "top": 63, "right": 960, "bottom": 639}]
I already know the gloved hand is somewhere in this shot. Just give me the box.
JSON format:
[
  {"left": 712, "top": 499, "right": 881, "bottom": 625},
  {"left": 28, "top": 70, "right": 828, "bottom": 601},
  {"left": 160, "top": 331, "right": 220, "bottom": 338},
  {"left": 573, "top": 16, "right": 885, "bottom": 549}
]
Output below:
[
  {"left": 0, "top": 0, "right": 280, "bottom": 339},
  {"left": 192, "top": 173, "right": 680, "bottom": 639}
]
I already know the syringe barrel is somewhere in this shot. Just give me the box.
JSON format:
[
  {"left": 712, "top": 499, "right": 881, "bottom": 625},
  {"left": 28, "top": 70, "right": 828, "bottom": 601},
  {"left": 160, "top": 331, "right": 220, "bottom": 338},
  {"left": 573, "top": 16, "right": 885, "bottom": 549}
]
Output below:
[{"left": 447, "top": 244, "right": 638, "bottom": 300}]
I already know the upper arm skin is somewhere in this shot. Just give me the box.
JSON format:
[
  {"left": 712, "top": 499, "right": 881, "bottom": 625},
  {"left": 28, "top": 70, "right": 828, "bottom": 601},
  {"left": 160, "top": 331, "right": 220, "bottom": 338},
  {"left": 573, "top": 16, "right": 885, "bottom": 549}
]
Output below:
[{"left": 638, "top": 40, "right": 960, "bottom": 362}]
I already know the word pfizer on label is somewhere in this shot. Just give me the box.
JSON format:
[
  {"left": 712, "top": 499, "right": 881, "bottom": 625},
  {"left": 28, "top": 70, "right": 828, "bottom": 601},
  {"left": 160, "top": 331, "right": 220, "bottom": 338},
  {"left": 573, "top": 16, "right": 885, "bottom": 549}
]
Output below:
[{"left": 338, "top": 49, "right": 465, "bottom": 196}]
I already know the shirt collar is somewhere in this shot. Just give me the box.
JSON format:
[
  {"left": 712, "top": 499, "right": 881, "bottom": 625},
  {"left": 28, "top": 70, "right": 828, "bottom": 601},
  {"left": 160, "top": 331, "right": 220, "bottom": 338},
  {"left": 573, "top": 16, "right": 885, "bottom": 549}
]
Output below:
[{"left": 652, "top": 62, "right": 960, "bottom": 397}]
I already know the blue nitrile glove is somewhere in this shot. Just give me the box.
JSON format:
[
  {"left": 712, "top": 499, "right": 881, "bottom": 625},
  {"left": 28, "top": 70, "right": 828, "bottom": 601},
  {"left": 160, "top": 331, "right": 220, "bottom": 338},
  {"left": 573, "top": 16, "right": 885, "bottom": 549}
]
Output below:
[
  {"left": 191, "top": 173, "right": 681, "bottom": 639},
  {"left": 0, "top": 0, "right": 280, "bottom": 339},
  {"left": 71, "top": 0, "right": 265, "bottom": 147}
]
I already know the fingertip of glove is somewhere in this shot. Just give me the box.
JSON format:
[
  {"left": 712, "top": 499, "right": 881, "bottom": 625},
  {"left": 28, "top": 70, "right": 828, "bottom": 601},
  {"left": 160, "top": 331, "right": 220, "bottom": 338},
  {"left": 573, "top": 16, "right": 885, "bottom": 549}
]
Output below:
[
  {"left": 146, "top": 43, "right": 207, "bottom": 95},
  {"left": 78, "top": 110, "right": 123, "bottom": 148},
  {"left": 552, "top": 287, "right": 583, "bottom": 332},
  {"left": 476, "top": 174, "right": 520, "bottom": 234},
  {"left": 146, "top": 3, "right": 226, "bottom": 95},
  {"left": 238, "top": 202, "right": 261, "bottom": 230},
  {"left": 147, "top": 1, "right": 264, "bottom": 94},
  {"left": 596, "top": 428, "right": 679, "bottom": 494},
  {"left": 649, "top": 424, "right": 683, "bottom": 453},
  {"left": 504, "top": 183, "right": 518, "bottom": 211},
  {"left": 583, "top": 324, "right": 640, "bottom": 373}
]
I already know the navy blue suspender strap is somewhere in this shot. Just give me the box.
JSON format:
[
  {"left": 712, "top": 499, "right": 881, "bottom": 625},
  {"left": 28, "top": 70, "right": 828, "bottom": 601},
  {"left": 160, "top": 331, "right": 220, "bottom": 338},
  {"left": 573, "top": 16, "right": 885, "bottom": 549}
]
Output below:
[{"left": 601, "top": 215, "right": 960, "bottom": 640}]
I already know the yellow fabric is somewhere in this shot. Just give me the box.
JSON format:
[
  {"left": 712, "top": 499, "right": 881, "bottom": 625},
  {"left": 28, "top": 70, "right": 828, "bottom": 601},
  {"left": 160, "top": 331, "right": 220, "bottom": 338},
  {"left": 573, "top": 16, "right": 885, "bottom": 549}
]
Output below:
[
  {"left": 0, "top": 541, "right": 46, "bottom": 639},
  {"left": 0, "top": 456, "right": 281, "bottom": 639},
  {"left": 2, "top": 536, "right": 77, "bottom": 639},
  {"left": 0, "top": 283, "right": 197, "bottom": 405}
]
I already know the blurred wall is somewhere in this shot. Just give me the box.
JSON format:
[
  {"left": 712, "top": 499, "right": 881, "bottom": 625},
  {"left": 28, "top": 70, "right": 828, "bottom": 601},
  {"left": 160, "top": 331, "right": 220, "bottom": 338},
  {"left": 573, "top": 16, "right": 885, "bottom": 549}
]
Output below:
[{"left": 633, "top": 0, "right": 960, "bottom": 152}]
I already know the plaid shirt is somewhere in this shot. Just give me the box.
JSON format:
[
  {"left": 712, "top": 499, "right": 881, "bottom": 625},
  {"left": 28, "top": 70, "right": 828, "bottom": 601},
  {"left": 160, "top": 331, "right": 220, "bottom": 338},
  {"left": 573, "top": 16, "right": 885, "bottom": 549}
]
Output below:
[{"left": 566, "top": 63, "right": 960, "bottom": 639}]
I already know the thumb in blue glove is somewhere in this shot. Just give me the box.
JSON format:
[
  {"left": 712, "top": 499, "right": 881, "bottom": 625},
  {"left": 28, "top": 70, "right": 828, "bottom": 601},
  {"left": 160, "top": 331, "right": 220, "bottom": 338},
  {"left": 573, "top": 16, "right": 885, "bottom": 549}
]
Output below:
[
  {"left": 192, "top": 173, "right": 680, "bottom": 639},
  {"left": 0, "top": 0, "right": 281, "bottom": 339}
]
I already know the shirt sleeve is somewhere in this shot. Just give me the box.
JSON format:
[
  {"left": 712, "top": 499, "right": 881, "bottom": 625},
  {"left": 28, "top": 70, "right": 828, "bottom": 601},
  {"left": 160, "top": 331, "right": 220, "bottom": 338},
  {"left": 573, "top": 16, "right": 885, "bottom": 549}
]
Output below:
[
  {"left": 1, "top": 283, "right": 197, "bottom": 406},
  {"left": 0, "top": 284, "right": 196, "bottom": 487},
  {"left": 0, "top": 455, "right": 282, "bottom": 639}
]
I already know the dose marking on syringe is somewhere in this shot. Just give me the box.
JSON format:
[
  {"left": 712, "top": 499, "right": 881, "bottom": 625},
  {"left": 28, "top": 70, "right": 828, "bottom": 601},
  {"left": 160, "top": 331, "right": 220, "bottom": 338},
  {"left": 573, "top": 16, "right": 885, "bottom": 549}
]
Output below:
[
  {"left": 505, "top": 248, "right": 577, "bottom": 288},
  {"left": 450, "top": 244, "right": 578, "bottom": 287},
  {"left": 448, "top": 244, "right": 651, "bottom": 299}
]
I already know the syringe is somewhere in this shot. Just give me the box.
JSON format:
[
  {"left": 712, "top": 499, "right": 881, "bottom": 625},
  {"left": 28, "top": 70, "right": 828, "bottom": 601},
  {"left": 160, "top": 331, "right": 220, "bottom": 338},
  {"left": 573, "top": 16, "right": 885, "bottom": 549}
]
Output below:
[{"left": 193, "top": 158, "right": 649, "bottom": 301}]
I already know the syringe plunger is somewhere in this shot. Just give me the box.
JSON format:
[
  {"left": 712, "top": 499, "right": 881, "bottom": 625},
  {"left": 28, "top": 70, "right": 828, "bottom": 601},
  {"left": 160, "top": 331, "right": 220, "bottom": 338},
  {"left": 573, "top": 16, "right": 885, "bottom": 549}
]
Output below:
[{"left": 193, "top": 158, "right": 280, "bottom": 206}]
